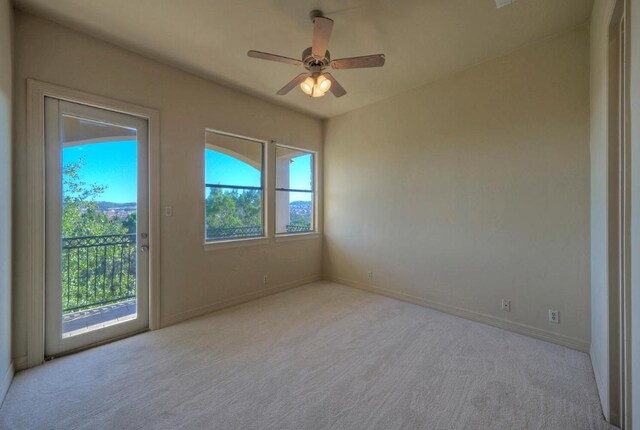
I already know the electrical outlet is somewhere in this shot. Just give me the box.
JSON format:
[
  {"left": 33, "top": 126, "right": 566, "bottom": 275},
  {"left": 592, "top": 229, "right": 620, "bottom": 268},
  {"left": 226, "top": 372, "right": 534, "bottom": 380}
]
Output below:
[
  {"left": 501, "top": 299, "right": 511, "bottom": 312},
  {"left": 367, "top": 271, "right": 373, "bottom": 280},
  {"left": 263, "top": 275, "right": 268, "bottom": 285},
  {"left": 165, "top": 206, "right": 173, "bottom": 217},
  {"left": 548, "top": 310, "right": 559, "bottom": 324}
]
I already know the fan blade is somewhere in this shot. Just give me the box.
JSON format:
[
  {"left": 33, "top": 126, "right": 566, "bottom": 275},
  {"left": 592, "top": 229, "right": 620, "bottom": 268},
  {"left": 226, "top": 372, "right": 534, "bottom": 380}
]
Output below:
[
  {"left": 331, "top": 54, "right": 385, "bottom": 69},
  {"left": 277, "top": 73, "right": 309, "bottom": 95},
  {"left": 247, "top": 50, "right": 302, "bottom": 66},
  {"left": 324, "top": 73, "right": 347, "bottom": 97},
  {"left": 312, "top": 17, "right": 334, "bottom": 59}
]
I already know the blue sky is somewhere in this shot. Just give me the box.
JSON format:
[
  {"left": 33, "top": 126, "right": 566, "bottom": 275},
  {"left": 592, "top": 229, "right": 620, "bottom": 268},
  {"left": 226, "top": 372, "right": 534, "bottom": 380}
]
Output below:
[
  {"left": 287, "top": 153, "right": 313, "bottom": 193},
  {"left": 285, "top": 153, "right": 313, "bottom": 202},
  {"left": 63, "top": 140, "right": 138, "bottom": 203},
  {"left": 63, "top": 141, "right": 313, "bottom": 203}
]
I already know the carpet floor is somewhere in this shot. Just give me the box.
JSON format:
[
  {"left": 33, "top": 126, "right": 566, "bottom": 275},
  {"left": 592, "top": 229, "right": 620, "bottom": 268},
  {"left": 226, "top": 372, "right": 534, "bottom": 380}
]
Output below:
[{"left": 0, "top": 281, "right": 611, "bottom": 429}]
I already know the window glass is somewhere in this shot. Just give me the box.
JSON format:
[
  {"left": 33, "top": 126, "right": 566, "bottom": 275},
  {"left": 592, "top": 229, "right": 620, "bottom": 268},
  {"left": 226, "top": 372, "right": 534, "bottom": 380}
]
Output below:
[
  {"left": 205, "top": 132, "right": 264, "bottom": 241},
  {"left": 275, "top": 146, "right": 314, "bottom": 234}
]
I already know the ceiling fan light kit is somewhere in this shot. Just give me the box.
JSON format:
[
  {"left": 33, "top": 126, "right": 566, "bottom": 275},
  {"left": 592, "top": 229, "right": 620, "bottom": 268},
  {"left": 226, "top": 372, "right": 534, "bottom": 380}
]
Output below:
[
  {"left": 301, "top": 74, "right": 331, "bottom": 97},
  {"left": 247, "top": 9, "right": 385, "bottom": 98}
]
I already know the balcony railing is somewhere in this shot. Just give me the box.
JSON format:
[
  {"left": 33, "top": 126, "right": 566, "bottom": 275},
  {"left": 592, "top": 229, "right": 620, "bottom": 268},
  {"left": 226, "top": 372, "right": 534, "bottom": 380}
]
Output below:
[
  {"left": 206, "top": 225, "right": 264, "bottom": 240},
  {"left": 286, "top": 224, "right": 311, "bottom": 233},
  {"left": 206, "top": 224, "right": 313, "bottom": 241},
  {"left": 62, "top": 233, "right": 137, "bottom": 313}
]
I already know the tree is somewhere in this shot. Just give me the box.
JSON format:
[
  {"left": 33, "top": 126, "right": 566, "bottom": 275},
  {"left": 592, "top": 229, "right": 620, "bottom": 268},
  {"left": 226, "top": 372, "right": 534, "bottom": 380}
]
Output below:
[
  {"left": 122, "top": 213, "right": 137, "bottom": 234},
  {"left": 205, "top": 188, "right": 262, "bottom": 238}
]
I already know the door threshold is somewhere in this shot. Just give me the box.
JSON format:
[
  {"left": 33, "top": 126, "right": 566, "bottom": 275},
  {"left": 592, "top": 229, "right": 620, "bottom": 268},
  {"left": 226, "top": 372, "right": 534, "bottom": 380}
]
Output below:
[{"left": 45, "top": 327, "right": 149, "bottom": 361}]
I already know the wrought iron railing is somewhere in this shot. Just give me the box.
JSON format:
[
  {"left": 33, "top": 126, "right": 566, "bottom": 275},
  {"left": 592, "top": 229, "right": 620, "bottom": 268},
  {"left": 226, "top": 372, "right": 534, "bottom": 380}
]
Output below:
[
  {"left": 62, "top": 233, "right": 136, "bottom": 313},
  {"left": 286, "top": 224, "right": 311, "bottom": 233},
  {"left": 205, "top": 224, "right": 312, "bottom": 240},
  {"left": 206, "top": 225, "right": 263, "bottom": 240}
]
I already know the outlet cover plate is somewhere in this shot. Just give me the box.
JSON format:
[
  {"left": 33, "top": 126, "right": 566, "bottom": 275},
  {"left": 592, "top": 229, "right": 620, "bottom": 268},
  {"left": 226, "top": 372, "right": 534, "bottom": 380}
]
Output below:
[{"left": 501, "top": 299, "right": 511, "bottom": 312}]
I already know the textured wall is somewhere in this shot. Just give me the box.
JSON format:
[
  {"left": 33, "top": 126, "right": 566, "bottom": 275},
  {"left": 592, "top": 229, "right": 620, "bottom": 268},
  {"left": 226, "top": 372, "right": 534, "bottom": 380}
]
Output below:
[
  {"left": 12, "top": 12, "right": 323, "bottom": 362},
  {"left": 324, "top": 26, "right": 590, "bottom": 350}
]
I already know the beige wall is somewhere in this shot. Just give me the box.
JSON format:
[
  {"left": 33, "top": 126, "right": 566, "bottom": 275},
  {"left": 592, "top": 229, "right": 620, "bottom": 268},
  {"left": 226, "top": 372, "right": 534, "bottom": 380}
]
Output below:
[
  {"left": 12, "top": 12, "right": 323, "bottom": 362},
  {"left": 589, "top": 0, "right": 615, "bottom": 419},
  {"left": 324, "top": 26, "right": 591, "bottom": 351},
  {"left": 0, "top": 0, "right": 13, "bottom": 404}
]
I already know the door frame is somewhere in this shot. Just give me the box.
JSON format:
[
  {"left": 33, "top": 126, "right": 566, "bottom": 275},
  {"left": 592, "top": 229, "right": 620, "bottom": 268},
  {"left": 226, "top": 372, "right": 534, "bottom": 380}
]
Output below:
[
  {"left": 26, "top": 79, "right": 161, "bottom": 368},
  {"left": 606, "top": 0, "right": 632, "bottom": 427},
  {"left": 44, "top": 99, "right": 151, "bottom": 356}
]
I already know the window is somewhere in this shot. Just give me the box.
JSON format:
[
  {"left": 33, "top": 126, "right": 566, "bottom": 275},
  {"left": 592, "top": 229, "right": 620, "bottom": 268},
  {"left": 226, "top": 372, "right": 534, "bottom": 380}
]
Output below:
[
  {"left": 276, "top": 146, "right": 315, "bottom": 234},
  {"left": 205, "top": 131, "right": 264, "bottom": 241}
]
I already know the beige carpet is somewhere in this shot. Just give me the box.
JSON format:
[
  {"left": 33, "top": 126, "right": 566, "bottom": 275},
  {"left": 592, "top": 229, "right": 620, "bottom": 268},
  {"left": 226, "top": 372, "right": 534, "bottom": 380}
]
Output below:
[{"left": 0, "top": 281, "right": 611, "bottom": 429}]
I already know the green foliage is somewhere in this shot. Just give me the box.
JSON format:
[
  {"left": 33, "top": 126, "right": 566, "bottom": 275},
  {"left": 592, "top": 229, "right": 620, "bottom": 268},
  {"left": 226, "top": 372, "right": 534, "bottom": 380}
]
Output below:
[
  {"left": 205, "top": 188, "right": 262, "bottom": 238},
  {"left": 289, "top": 213, "right": 310, "bottom": 228},
  {"left": 122, "top": 213, "right": 137, "bottom": 234}
]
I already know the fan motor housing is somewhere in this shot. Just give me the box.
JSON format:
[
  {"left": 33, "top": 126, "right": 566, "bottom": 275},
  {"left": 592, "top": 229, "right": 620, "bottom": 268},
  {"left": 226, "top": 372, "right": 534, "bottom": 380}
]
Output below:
[{"left": 302, "top": 47, "right": 330, "bottom": 70}]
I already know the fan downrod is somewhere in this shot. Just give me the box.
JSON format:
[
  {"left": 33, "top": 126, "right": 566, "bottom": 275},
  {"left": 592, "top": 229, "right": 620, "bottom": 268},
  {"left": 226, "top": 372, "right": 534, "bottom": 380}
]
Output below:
[{"left": 309, "top": 9, "right": 324, "bottom": 22}]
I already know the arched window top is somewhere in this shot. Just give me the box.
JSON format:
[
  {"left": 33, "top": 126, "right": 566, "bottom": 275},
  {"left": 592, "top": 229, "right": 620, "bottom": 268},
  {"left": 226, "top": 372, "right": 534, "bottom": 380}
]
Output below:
[
  {"left": 205, "top": 147, "right": 261, "bottom": 188},
  {"left": 204, "top": 131, "right": 263, "bottom": 188}
]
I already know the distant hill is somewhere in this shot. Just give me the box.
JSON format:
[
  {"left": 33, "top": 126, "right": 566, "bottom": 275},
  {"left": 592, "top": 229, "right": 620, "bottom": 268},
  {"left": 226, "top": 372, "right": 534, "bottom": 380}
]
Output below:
[
  {"left": 96, "top": 201, "right": 137, "bottom": 211},
  {"left": 289, "top": 201, "right": 311, "bottom": 214},
  {"left": 290, "top": 201, "right": 311, "bottom": 210}
]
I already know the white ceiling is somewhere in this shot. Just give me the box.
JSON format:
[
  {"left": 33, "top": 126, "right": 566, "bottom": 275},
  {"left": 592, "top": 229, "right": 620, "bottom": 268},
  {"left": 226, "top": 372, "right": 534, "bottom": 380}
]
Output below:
[{"left": 14, "top": 0, "right": 593, "bottom": 118}]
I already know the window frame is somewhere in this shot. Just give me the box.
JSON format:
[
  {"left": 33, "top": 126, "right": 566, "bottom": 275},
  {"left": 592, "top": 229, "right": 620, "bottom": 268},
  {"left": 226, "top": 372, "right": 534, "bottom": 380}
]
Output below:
[
  {"left": 274, "top": 144, "right": 317, "bottom": 236},
  {"left": 204, "top": 129, "right": 267, "bottom": 245}
]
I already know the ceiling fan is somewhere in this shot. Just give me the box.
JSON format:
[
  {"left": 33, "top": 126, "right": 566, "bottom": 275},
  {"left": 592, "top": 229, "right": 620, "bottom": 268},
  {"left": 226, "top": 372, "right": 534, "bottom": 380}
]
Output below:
[{"left": 247, "top": 10, "right": 385, "bottom": 98}]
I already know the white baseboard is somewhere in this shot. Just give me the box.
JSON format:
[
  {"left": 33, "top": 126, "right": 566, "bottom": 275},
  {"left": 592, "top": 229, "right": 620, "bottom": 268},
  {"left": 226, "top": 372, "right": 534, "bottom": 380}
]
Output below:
[
  {"left": 590, "top": 346, "right": 609, "bottom": 420},
  {"left": 0, "top": 361, "right": 14, "bottom": 408},
  {"left": 161, "top": 275, "right": 323, "bottom": 327},
  {"left": 325, "top": 274, "right": 590, "bottom": 353}
]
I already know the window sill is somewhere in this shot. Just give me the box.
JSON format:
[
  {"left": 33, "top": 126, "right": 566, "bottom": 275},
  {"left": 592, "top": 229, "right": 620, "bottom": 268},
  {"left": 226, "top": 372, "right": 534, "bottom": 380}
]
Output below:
[
  {"left": 203, "top": 237, "right": 270, "bottom": 251},
  {"left": 275, "top": 232, "right": 320, "bottom": 243}
]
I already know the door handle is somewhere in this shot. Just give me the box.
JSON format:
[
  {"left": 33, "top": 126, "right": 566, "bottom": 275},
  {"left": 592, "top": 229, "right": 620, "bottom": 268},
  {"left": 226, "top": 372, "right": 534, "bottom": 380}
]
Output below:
[{"left": 140, "top": 245, "right": 149, "bottom": 252}]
